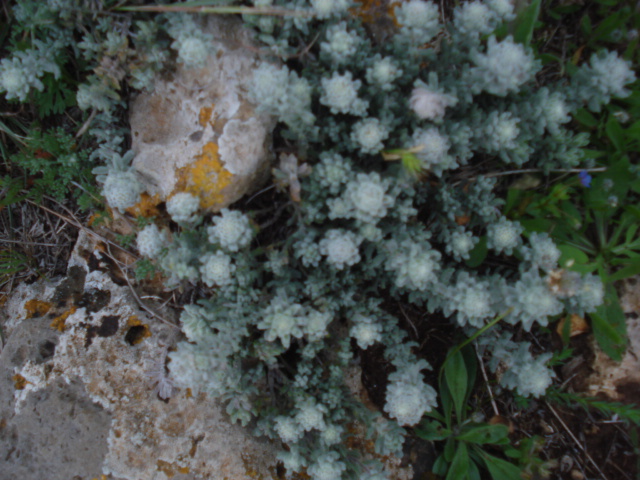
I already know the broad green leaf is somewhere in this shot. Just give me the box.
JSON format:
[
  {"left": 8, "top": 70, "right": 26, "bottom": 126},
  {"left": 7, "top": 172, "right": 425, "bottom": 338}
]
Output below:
[
  {"left": 465, "top": 237, "right": 487, "bottom": 268},
  {"left": 455, "top": 424, "right": 509, "bottom": 445},
  {"left": 591, "top": 286, "right": 627, "bottom": 361},
  {"left": 512, "top": 0, "right": 541, "bottom": 45},
  {"left": 444, "top": 349, "right": 468, "bottom": 420},
  {"left": 589, "top": 11, "right": 625, "bottom": 43},
  {"left": 519, "top": 218, "right": 553, "bottom": 233},
  {"left": 605, "top": 116, "right": 625, "bottom": 151},
  {"left": 416, "top": 421, "right": 451, "bottom": 441},
  {"left": 557, "top": 244, "right": 590, "bottom": 267},
  {"left": 444, "top": 437, "right": 456, "bottom": 463},
  {"left": 608, "top": 259, "right": 640, "bottom": 283},
  {"left": 580, "top": 14, "right": 592, "bottom": 35},
  {"left": 446, "top": 442, "right": 469, "bottom": 480},
  {"left": 469, "top": 459, "right": 482, "bottom": 480},
  {"left": 573, "top": 108, "right": 598, "bottom": 128},
  {"left": 433, "top": 455, "right": 449, "bottom": 477},
  {"left": 479, "top": 451, "right": 523, "bottom": 480}
]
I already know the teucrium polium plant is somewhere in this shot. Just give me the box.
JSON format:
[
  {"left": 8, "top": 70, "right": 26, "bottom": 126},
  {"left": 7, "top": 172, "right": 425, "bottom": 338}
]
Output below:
[
  {"left": 163, "top": 2, "right": 630, "bottom": 478},
  {"left": 2, "top": 0, "right": 635, "bottom": 478}
]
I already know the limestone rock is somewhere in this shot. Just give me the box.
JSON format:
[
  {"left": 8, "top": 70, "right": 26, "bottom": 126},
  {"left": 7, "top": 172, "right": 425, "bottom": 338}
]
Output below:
[
  {"left": 0, "top": 231, "right": 278, "bottom": 480},
  {"left": 130, "top": 16, "right": 274, "bottom": 213}
]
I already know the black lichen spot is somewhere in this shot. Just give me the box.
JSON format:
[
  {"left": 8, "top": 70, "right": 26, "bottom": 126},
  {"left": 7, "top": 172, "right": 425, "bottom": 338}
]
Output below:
[
  {"left": 77, "top": 289, "right": 111, "bottom": 314},
  {"left": 52, "top": 266, "right": 86, "bottom": 307},
  {"left": 189, "top": 130, "right": 204, "bottom": 142},
  {"left": 87, "top": 249, "right": 127, "bottom": 286},
  {"left": 85, "top": 315, "right": 120, "bottom": 348},
  {"left": 37, "top": 340, "right": 56, "bottom": 363},
  {"left": 124, "top": 325, "right": 148, "bottom": 346}
]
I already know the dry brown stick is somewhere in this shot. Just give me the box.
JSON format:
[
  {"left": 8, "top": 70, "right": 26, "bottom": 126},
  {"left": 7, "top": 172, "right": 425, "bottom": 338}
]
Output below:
[
  {"left": 475, "top": 345, "right": 499, "bottom": 417},
  {"left": 103, "top": 243, "right": 180, "bottom": 330},
  {"left": 398, "top": 303, "right": 419, "bottom": 339},
  {"left": 26, "top": 199, "right": 178, "bottom": 329},
  {"left": 25, "top": 198, "right": 135, "bottom": 257},
  {"left": 545, "top": 401, "right": 610, "bottom": 480}
]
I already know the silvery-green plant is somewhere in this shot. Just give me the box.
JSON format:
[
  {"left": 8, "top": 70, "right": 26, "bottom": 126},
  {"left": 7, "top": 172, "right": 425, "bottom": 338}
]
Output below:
[
  {"left": 3, "top": 0, "right": 635, "bottom": 478},
  {"left": 136, "top": 1, "right": 634, "bottom": 478}
]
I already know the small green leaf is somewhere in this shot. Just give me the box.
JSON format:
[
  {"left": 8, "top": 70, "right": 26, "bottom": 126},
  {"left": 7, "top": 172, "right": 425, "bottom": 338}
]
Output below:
[
  {"left": 557, "top": 244, "right": 590, "bottom": 267},
  {"left": 589, "top": 11, "right": 625, "bottom": 43},
  {"left": 455, "top": 424, "right": 509, "bottom": 445},
  {"left": 444, "top": 349, "right": 468, "bottom": 421},
  {"left": 605, "top": 116, "right": 625, "bottom": 151},
  {"left": 512, "top": 0, "right": 541, "bottom": 45},
  {"left": 446, "top": 442, "right": 469, "bottom": 480},
  {"left": 580, "top": 14, "right": 592, "bottom": 35},
  {"left": 465, "top": 237, "right": 487, "bottom": 268},
  {"left": 433, "top": 455, "right": 449, "bottom": 477},
  {"left": 608, "top": 258, "right": 640, "bottom": 283},
  {"left": 444, "top": 437, "right": 456, "bottom": 463},
  {"left": 573, "top": 108, "right": 599, "bottom": 128},
  {"left": 415, "top": 421, "right": 451, "bottom": 441},
  {"left": 590, "top": 285, "right": 627, "bottom": 361},
  {"left": 479, "top": 451, "right": 523, "bottom": 480}
]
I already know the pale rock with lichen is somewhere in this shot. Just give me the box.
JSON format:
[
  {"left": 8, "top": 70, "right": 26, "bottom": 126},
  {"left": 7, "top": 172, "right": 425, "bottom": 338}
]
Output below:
[{"left": 130, "top": 16, "right": 275, "bottom": 213}]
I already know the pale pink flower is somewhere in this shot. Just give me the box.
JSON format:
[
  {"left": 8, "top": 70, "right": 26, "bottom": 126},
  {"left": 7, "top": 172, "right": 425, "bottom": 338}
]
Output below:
[{"left": 409, "top": 87, "right": 453, "bottom": 121}]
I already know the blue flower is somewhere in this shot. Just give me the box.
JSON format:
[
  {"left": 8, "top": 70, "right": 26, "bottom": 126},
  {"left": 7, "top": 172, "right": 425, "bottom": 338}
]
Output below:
[{"left": 578, "top": 170, "right": 592, "bottom": 188}]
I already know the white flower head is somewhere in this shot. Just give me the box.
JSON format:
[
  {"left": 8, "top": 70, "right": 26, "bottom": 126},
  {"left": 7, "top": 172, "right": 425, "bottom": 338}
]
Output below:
[
  {"left": 175, "top": 36, "right": 209, "bottom": 67},
  {"left": 454, "top": 1, "right": 495, "bottom": 36},
  {"left": 395, "top": 0, "right": 441, "bottom": 42},
  {"left": 311, "top": 0, "right": 351, "bottom": 18},
  {"left": 487, "top": 217, "right": 523, "bottom": 254},
  {"left": 351, "top": 118, "right": 389, "bottom": 154},
  {"left": 472, "top": 36, "right": 536, "bottom": 96},
  {"left": 319, "top": 229, "right": 362, "bottom": 270},
  {"left": 274, "top": 415, "right": 303, "bottom": 443},
  {"left": 321, "top": 22, "right": 360, "bottom": 64},
  {"left": 350, "top": 314, "right": 382, "bottom": 349},
  {"left": 366, "top": 56, "right": 403, "bottom": 91},
  {"left": 137, "top": 224, "right": 168, "bottom": 258},
  {"left": 411, "top": 127, "right": 455, "bottom": 175},
  {"left": 200, "top": 251, "right": 235, "bottom": 287},
  {"left": 410, "top": 87, "right": 456, "bottom": 121},
  {"left": 320, "top": 71, "right": 368, "bottom": 116},
  {"left": 207, "top": 209, "right": 253, "bottom": 252},
  {"left": 295, "top": 397, "right": 328, "bottom": 432},
  {"left": 166, "top": 192, "right": 200, "bottom": 224},
  {"left": 103, "top": 171, "right": 143, "bottom": 212}
]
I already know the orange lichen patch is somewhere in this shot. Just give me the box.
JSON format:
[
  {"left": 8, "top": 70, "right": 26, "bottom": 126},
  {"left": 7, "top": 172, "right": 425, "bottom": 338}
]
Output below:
[
  {"left": 557, "top": 314, "right": 590, "bottom": 338},
  {"left": 185, "top": 388, "right": 193, "bottom": 399},
  {"left": 24, "top": 299, "right": 52, "bottom": 319},
  {"left": 157, "top": 459, "right": 189, "bottom": 478},
  {"left": 50, "top": 306, "right": 77, "bottom": 332},
  {"left": 352, "top": 0, "right": 399, "bottom": 25},
  {"left": 199, "top": 105, "right": 214, "bottom": 127},
  {"left": 126, "top": 192, "right": 162, "bottom": 218},
  {"left": 12, "top": 374, "right": 27, "bottom": 390},
  {"left": 173, "top": 141, "right": 234, "bottom": 210},
  {"left": 91, "top": 475, "right": 108, "bottom": 480},
  {"left": 125, "top": 316, "right": 151, "bottom": 345}
]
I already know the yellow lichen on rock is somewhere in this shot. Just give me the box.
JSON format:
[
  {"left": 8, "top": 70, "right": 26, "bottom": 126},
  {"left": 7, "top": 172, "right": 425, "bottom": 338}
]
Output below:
[
  {"left": 12, "top": 373, "right": 27, "bottom": 390},
  {"left": 172, "top": 141, "right": 234, "bottom": 210},
  {"left": 126, "top": 192, "right": 162, "bottom": 218},
  {"left": 199, "top": 105, "right": 214, "bottom": 127},
  {"left": 50, "top": 306, "right": 77, "bottom": 332},
  {"left": 125, "top": 315, "right": 151, "bottom": 345},
  {"left": 24, "top": 299, "right": 52, "bottom": 319}
]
